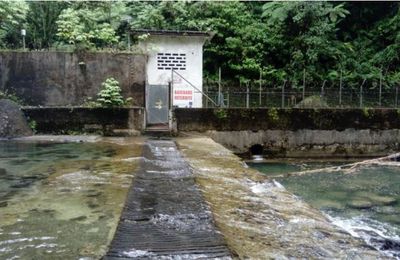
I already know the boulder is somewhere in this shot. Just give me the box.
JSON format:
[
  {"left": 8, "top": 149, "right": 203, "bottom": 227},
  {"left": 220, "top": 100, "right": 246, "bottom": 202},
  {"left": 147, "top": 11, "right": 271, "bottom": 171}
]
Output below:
[{"left": 0, "top": 99, "right": 32, "bottom": 138}]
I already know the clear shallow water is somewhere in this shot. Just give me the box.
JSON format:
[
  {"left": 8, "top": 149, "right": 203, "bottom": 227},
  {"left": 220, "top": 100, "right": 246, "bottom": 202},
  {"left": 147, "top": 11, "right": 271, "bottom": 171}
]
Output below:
[
  {"left": 250, "top": 161, "right": 400, "bottom": 258},
  {"left": 0, "top": 141, "right": 140, "bottom": 259}
]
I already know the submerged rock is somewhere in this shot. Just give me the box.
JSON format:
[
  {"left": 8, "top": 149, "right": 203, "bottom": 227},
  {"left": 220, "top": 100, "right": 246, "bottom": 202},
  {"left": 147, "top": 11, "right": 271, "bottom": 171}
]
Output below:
[
  {"left": 368, "top": 194, "right": 397, "bottom": 206},
  {"left": 347, "top": 199, "right": 373, "bottom": 209},
  {"left": 0, "top": 99, "right": 32, "bottom": 138}
]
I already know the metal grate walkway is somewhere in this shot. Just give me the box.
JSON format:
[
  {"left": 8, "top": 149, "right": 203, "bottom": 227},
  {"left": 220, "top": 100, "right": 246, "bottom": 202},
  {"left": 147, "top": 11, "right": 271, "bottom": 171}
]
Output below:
[{"left": 104, "top": 140, "right": 231, "bottom": 259}]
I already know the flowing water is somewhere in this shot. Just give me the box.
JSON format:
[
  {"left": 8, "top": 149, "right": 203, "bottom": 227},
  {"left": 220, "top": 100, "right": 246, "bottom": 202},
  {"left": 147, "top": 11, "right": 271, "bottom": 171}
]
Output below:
[
  {"left": 0, "top": 139, "right": 142, "bottom": 259},
  {"left": 250, "top": 161, "right": 400, "bottom": 258}
]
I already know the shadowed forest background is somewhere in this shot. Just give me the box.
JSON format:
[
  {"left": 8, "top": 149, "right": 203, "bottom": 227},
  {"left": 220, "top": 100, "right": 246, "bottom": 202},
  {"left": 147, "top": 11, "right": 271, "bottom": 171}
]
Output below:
[{"left": 1, "top": 1, "right": 399, "bottom": 90}]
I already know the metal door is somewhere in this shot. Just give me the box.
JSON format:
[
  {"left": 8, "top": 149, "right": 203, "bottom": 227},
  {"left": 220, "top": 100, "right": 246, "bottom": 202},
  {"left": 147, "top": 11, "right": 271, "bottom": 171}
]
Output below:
[{"left": 146, "top": 84, "right": 169, "bottom": 125}]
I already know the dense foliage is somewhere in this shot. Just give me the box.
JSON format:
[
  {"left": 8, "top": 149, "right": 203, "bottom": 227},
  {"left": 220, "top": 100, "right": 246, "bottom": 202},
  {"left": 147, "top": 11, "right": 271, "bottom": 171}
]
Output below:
[{"left": 0, "top": 1, "right": 399, "bottom": 89}]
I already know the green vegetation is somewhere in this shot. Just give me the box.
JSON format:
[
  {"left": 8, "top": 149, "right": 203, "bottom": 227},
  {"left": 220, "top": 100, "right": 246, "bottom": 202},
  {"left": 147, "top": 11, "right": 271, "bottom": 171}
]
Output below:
[
  {"left": 28, "top": 119, "right": 37, "bottom": 133},
  {"left": 267, "top": 108, "right": 279, "bottom": 122},
  {"left": 0, "top": 90, "right": 24, "bottom": 105},
  {"left": 82, "top": 77, "right": 132, "bottom": 108},
  {"left": 214, "top": 108, "right": 228, "bottom": 120},
  {"left": 1, "top": 1, "right": 399, "bottom": 91},
  {"left": 97, "top": 78, "right": 125, "bottom": 107}
]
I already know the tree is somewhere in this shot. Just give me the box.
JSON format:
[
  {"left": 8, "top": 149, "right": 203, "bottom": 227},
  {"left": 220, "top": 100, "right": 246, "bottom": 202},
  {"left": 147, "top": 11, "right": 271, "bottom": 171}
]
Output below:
[
  {"left": 56, "top": 4, "right": 120, "bottom": 49},
  {"left": 25, "top": 1, "right": 67, "bottom": 49},
  {"left": 0, "top": 0, "right": 28, "bottom": 48}
]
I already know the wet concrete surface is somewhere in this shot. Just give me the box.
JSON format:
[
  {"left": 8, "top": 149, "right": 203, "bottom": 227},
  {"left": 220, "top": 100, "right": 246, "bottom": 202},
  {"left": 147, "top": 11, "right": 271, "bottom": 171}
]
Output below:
[
  {"left": 177, "top": 137, "right": 383, "bottom": 259},
  {"left": 104, "top": 139, "right": 231, "bottom": 259}
]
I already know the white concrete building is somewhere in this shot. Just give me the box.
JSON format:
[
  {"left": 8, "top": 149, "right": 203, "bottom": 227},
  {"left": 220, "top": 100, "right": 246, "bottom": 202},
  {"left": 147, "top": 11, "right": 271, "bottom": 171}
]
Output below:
[{"left": 134, "top": 30, "right": 210, "bottom": 109}]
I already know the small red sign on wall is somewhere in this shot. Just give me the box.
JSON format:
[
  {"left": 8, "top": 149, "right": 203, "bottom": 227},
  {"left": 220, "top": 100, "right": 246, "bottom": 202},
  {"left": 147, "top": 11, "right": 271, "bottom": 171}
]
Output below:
[{"left": 174, "top": 89, "right": 193, "bottom": 107}]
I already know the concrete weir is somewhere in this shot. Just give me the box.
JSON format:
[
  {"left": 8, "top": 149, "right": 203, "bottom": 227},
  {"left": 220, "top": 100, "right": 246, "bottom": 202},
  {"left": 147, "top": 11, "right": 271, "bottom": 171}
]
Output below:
[
  {"left": 104, "top": 139, "right": 231, "bottom": 259},
  {"left": 177, "top": 137, "right": 382, "bottom": 259}
]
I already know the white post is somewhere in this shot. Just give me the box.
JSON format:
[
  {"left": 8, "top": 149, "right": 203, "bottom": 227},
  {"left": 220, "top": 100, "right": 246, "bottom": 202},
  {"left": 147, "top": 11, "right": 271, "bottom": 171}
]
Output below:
[{"left": 21, "top": 29, "right": 26, "bottom": 51}]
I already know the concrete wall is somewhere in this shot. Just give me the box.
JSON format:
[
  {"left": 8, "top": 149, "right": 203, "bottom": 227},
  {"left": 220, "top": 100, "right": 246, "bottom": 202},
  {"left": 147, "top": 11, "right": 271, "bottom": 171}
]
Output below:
[
  {"left": 207, "top": 129, "right": 400, "bottom": 158},
  {"left": 22, "top": 107, "right": 144, "bottom": 135},
  {"left": 0, "top": 51, "right": 146, "bottom": 106},
  {"left": 174, "top": 108, "right": 400, "bottom": 158}
]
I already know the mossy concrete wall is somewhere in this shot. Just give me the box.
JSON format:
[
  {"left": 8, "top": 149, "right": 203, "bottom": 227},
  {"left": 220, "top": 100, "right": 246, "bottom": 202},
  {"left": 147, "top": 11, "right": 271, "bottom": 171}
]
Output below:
[
  {"left": 175, "top": 108, "right": 400, "bottom": 131},
  {"left": 174, "top": 108, "right": 400, "bottom": 157},
  {"left": 0, "top": 51, "right": 146, "bottom": 106},
  {"left": 22, "top": 107, "right": 144, "bottom": 135}
]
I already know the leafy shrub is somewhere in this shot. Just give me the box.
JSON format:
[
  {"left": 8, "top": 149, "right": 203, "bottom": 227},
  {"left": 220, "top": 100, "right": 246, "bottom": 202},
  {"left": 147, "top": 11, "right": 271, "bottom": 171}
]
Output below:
[{"left": 96, "top": 78, "right": 125, "bottom": 107}]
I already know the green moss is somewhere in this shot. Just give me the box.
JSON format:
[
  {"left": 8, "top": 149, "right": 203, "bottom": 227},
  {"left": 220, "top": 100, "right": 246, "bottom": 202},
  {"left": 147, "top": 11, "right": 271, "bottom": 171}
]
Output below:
[
  {"left": 28, "top": 119, "right": 37, "bottom": 134},
  {"left": 268, "top": 108, "right": 279, "bottom": 122},
  {"left": 362, "top": 108, "right": 371, "bottom": 118},
  {"left": 0, "top": 90, "right": 24, "bottom": 105},
  {"left": 214, "top": 108, "right": 228, "bottom": 119}
]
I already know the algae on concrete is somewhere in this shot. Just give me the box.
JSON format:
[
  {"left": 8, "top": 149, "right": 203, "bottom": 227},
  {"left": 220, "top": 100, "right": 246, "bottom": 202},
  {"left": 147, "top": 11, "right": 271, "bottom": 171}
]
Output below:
[{"left": 177, "top": 137, "right": 381, "bottom": 259}]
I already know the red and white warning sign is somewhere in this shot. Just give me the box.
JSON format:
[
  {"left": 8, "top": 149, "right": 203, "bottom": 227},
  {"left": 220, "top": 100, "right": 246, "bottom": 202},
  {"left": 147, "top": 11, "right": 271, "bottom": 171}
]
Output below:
[{"left": 173, "top": 89, "right": 193, "bottom": 107}]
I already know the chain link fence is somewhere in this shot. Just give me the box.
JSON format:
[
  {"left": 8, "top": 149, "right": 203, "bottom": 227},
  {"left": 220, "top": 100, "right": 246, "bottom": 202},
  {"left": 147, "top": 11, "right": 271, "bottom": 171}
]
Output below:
[{"left": 203, "top": 86, "right": 400, "bottom": 109}]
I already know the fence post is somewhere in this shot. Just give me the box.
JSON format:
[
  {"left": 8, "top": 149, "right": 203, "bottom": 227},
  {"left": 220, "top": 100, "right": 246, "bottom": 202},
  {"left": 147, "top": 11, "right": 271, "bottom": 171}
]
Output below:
[
  {"left": 259, "top": 69, "right": 262, "bottom": 107},
  {"left": 205, "top": 85, "right": 209, "bottom": 108},
  {"left": 379, "top": 72, "right": 382, "bottom": 107},
  {"left": 246, "top": 84, "right": 250, "bottom": 108},
  {"left": 339, "top": 69, "right": 343, "bottom": 106},
  {"left": 171, "top": 69, "right": 174, "bottom": 108},
  {"left": 218, "top": 67, "right": 222, "bottom": 106},
  {"left": 281, "top": 80, "right": 286, "bottom": 108},
  {"left": 360, "top": 79, "right": 366, "bottom": 108},
  {"left": 321, "top": 80, "right": 326, "bottom": 99},
  {"left": 227, "top": 91, "right": 230, "bottom": 108},
  {"left": 396, "top": 86, "right": 398, "bottom": 108},
  {"left": 302, "top": 68, "right": 306, "bottom": 105}
]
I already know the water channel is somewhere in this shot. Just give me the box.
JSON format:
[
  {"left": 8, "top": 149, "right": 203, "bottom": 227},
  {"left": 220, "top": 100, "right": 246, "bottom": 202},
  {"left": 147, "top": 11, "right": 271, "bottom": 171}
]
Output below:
[
  {"left": 0, "top": 140, "right": 142, "bottom": 259},
  {"left": 1, "top": 138, "right": 399, "bottom": 259},
  {"left": 250, "top": 160, "right": 400, "bottom": 258}
]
